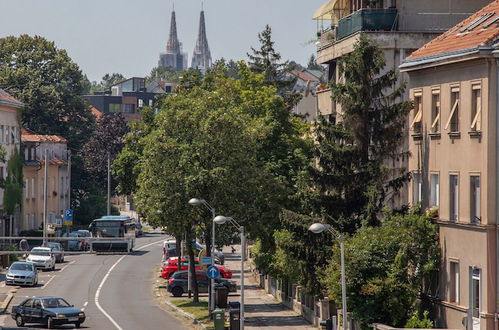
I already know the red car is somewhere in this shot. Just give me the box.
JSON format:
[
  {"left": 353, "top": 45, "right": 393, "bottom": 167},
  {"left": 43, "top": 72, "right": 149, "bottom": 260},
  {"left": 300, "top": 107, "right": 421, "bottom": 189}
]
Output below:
[{"left": 161, "top": 257, "right": 232, "bottom": 279}]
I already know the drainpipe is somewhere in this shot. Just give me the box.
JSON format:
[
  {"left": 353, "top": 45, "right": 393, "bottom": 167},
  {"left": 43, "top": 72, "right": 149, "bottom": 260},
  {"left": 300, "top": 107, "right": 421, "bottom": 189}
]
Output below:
[{"left": 495, "top": 58, "right": 499, "bottom": 330}]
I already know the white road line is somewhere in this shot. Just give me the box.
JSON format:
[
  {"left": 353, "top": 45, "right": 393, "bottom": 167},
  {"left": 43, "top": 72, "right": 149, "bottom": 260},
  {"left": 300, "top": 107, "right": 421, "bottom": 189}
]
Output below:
[
  {"left": 94, "top": 239, "right": 164, "bottom": 330},
  {"left": 59, "top": 260, "right": 75, "bottom": 273},
  {"left": 43, "top": 275, "right": 56, "bottom": 288}
]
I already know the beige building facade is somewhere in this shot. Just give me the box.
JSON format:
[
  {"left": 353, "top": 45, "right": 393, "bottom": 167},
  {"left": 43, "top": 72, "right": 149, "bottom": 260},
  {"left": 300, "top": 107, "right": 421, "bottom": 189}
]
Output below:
[
  {"left": 22, "top": 130, "right": 70, "bottom": 232},
  {"left": 0, "top": 89, "right": 22, "bottom": 236},
  {"left": 400, "top": 2, "right": 499, "bottom": 328}
]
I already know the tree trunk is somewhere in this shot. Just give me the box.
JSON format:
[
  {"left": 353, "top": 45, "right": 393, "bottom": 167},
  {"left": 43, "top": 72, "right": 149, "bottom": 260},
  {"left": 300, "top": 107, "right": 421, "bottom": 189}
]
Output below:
[
  {"left": 175, "top": 235, "right": 182, "bottom": 272},
  {"left": 187, "top": 227, "right": 199, "bottom": 302},
  {"left": 205, "top": 226, "right": 212, "bottom": 257}
]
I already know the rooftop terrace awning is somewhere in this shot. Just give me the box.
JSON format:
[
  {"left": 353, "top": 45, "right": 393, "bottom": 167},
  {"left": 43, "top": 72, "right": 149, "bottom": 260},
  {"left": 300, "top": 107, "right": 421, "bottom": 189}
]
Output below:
[{"left": 312, "top": 0, "right": 351, "bottom": 23}]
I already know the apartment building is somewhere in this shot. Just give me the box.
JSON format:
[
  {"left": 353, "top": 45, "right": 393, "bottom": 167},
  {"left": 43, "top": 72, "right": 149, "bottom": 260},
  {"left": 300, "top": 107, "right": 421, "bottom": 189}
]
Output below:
[
  {"left": 0, "top": 89, "right": 22, "bottom": 236},
  {"left": 22, "top": 129, "right": 70, "bottom": 231},
  {"left": 400, "top": 2, "right": 499, "bottom": 329}
]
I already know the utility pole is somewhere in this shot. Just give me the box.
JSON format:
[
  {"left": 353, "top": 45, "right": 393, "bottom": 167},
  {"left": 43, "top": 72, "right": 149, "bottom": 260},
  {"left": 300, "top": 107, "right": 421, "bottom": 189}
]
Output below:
[
  {"left": 43, "top": 148, "right": 48, "bottom": 246},
  {"left": 107, "top": 151, "right": 111, "bottom": 216}
]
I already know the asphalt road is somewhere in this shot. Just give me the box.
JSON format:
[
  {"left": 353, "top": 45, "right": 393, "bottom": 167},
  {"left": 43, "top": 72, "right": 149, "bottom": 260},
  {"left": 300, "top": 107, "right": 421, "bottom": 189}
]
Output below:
[{"left": 0, "top": 232, "right": 188, "bottom": 330}]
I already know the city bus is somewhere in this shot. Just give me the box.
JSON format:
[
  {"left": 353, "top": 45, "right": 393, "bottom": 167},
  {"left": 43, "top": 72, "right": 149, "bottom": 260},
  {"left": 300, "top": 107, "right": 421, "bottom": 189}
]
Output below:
[{"left": 89, "top": 216, "right": 136, "bottom": 253}]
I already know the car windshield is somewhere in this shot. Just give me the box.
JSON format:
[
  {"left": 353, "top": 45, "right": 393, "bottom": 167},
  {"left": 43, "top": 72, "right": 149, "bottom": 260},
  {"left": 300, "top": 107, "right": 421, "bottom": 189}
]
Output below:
[
  {"left": 31, "top": 248, "right": 50, "bottom": 256},
  {"left": 94, "top": 223, "right": 121, "bottom": 237},
  {"left": 10, "top": 263, "right": 33, "bottom": 271},
  {"left": 47, "top": 244, "right": 60, "bottom": 250},
  {"left": 42, "top": 298, "right": 71, "bottom": 308}
]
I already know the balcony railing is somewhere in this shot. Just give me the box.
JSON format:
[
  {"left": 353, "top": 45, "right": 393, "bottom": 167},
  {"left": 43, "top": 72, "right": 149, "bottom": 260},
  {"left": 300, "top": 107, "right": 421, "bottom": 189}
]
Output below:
[{"left": 337, "top": 8, "right": 398, "bottom": 40}]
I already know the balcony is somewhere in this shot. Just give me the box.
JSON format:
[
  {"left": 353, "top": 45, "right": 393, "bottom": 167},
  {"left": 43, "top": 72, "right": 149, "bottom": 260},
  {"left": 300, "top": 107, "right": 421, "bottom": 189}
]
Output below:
[
  {"left": 337, "top": 8, "right": 398, "bottom": 40},
  {"left": 317, "top": 88, "right": 334, "bottom": 116}
]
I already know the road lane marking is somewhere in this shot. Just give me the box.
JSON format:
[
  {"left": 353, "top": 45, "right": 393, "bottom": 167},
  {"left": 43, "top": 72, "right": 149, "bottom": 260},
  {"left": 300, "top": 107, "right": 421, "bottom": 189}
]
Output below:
[
  {"left": 94, "top": 239, "right": 164, "bottom": 330},
  {"left": 42, "top": 275, "right": 56, "bottom": 288},
  {"left": 59, "top": 260, "right": 75, "bottom": 273}
]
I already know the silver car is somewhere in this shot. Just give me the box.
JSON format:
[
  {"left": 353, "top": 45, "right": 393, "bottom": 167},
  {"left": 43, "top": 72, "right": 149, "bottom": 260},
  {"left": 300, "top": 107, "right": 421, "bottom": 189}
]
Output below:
[{"left": 6, "top": 262, "right": 38, "bottom": 286}]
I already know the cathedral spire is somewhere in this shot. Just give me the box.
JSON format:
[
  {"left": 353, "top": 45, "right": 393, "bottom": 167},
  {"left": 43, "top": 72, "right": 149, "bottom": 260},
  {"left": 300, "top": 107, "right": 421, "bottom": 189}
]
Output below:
[
  {"left": 166, "top": 10, "right": 180, "bottom": 54},
  {"left": 191, "top": 9, "right": 212, "bottom": 72}
]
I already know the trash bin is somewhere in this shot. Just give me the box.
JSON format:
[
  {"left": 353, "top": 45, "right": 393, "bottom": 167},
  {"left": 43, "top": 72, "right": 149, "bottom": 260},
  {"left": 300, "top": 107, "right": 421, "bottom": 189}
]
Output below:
[
  {"left": 212, "top": 308, "right": 225, "bottom": 330},
  {"left": 229, "top": 304, "right": 240, "bottom": 330},
  {"left": 215, "top": 286, "right": 229, "bottom": 308}
]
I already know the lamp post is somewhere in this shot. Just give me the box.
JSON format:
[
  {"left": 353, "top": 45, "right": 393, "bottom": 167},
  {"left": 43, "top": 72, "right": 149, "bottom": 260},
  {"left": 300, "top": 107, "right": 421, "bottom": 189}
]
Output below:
[
  {"left": 188, "top": 198, "right": 216, "bottom": 313},
  {"left": 214, "top": 215, "right": 245, "bottom": 330},
  {"left": 309, "top": 223, "right": 347, "bottom": 330}
]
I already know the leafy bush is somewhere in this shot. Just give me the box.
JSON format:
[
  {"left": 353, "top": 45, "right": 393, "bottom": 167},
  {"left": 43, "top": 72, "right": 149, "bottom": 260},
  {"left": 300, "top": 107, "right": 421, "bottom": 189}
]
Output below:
[{"left": 405, "top": 311, "right": 434, "bottom": 328}]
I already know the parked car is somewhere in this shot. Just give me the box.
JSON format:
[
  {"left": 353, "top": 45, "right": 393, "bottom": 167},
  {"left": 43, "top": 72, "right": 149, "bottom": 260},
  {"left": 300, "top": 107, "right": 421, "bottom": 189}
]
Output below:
[
  {"left": 134, "top": 222, "right": 143, "bottom": 237},
  {"left": 26, "top": 247, "right": 55, "bottom": 271},
  {"left": 75, "top": 230, "right": 92, "bottom": 251},
  {"left": 62, "top": 232, "right": 83, "bottom": 251},
  {"left": 167, "top": 270, "right": 237, "bottom": 297},
  {"left": 163, "top": 240, "right": 224, "bottom": 264},
  {"left": 11, "top": 296, "right": 85, "bottom": 328},
  {"left": 6, "top": 261, "right": 38, "bottom": 286},
  {"left": 161, "top": 257, "right": 232, "bottom": 279},
  {"left": 47, "top": 242, "right": 64, "bottom": 263},
  {"left": 196, "top": 242, "right": 225, "bottom": 265}
]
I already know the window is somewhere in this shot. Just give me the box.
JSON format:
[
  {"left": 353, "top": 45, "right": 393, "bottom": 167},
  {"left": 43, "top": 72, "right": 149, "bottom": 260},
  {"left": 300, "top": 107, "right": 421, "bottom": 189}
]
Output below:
[
  {"left": 138, "top": 99, "right": 144, "bottom": 108},
  {"left": 24, "top": 214, "right": 29, "bottom": 230},
  {"left": 25, "top": 179, "right": 29, "bottom": 199},
  {"left": 412, "top": 172, "right": 422, "bottom": 204},
  {"left": 446, "top": 87, "right": 460, "bottom": 133},
  {"left": 31, "top": 214, "right": 35, "bottom": 229},
  {"left": 472, "top": 268, "right": 480, "bottom": 318},
  {"left": 0, "top": 167, "right": 3, "bottom": 179},
  {"left": 123, "top": 103, "right": 135, "bottom": 113},
  {"left": 430, "top": 174, "right": 439, "bottom": 207},
  {"left": 471, "top": 85, "right": 482, "bottom": 131},
  {"left": 431, "top": 90, "right": 441, "bottom": 133},
  {"left": 0, "top": 125, "right": 3, "bottom": 143},
  {"left": 449, "top": 261, "right": 459, "bottom": 303},
  {"left": 109, "top": 103, "right": 121, "bottom": 113},
  {"left": 31, "top": 178, "right": 35, "bottom": 198},
  {"left": 449, "top": 174, "right": 459, "bottom": 221},
  {"left": 470, "top": 176, "right": 481, "bottom": 223},
  {"left": 149, "top": 99, "right": 153, "bottom": 106},
  {"left": 410, "top": 92, "right": 422, "bottom": 134}
]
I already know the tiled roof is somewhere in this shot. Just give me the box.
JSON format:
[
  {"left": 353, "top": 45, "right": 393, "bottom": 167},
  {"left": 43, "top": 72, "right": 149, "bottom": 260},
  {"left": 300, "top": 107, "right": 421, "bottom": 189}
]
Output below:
[
  {"left": 0, "top": 89, "right": 23, "bottom": 107},
  {"left": 21, "top": 128, "right": 67, "bottom": 143},
  {"left": 291, "top": 70, "right": 320, "bottom": 82},
  {"left": 405, "top": 1, "right": 499, "bottom": 64},
  {"left": 90, "top": 105, "right": 103, "bottom": 119}
]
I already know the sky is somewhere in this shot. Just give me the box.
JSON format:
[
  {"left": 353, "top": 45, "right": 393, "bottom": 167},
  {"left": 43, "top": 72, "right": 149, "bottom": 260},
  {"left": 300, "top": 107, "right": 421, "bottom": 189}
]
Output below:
[{"left": 0, "top": 0, "right": 326, "bottom": 82}]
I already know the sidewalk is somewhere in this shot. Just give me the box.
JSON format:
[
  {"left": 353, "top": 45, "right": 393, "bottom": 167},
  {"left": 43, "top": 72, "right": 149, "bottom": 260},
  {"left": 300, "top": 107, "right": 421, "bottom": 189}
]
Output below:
[
  {"left": 224, "top": 246, "right": 316, "bottom": 330},
  {"left": 0, "top": 268, "right": 17, "bottom": 313}
]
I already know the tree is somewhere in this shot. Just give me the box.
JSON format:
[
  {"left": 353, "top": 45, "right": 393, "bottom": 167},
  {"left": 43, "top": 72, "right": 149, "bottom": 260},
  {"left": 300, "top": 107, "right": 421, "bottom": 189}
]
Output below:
[
  {"left": 3, "top": 148, "right": 23, "bottom": 215},
  {"left": 307, "top": 54, "right": 323, "bottom": 71},
  {"left": 146, "top": 66, "right": 180, "bottom": 85},
  {"left": 309, "top": 35, "right": 411, "bottom": 233},
  {"left": 0, "top": 35, "right": 95, "bottom": 151},
  {"left": 101, "top": 73, "right": 125, "bottom": 89},
  {"left": 320, "top": 211, "right": 440, "bottom": 328}
]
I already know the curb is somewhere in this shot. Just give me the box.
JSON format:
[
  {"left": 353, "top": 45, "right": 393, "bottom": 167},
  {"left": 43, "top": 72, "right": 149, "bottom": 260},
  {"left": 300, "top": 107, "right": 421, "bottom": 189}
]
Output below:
[
  {"left": 164, "top": 300, "right": 207, "bottom": 329},
  {"left": 0, "top": 288, "right": 16, "bottom": 313}
]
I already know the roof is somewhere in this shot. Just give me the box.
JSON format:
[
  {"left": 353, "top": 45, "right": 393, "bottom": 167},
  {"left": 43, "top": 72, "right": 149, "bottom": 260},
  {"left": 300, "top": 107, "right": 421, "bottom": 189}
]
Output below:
[
  {"left": 291, "top": 70, "right": 320, "bottom": 82},
  {"left": 0, "top": 89, "right": 23, "bottom": 108},
  {"left": 90, "top": 105, "right": 103, "bottom": 119},
  {"left": 403, "top": 1, "right": 499, "bottom": 68},
  {"left": 21, "top": 128, "right": 67, "bottom": 143}
]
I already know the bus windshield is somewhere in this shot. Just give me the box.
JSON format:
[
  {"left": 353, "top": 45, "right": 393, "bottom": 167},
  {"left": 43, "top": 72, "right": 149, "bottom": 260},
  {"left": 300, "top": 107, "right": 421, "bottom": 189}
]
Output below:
[{"left": 93, "top": 222, "right": 122, "bottom": 238}]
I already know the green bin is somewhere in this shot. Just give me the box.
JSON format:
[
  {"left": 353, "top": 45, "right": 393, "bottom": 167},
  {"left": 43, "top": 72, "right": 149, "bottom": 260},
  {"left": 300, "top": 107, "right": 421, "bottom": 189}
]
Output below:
[{"left": 212, "top": 308, "right": 225, "bottom": 330}]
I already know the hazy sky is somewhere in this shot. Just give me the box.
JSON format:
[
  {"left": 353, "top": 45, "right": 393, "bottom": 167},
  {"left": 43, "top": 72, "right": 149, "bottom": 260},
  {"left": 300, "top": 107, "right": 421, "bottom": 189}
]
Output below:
[{"left": 0, "top": 0, "right": 326, "bottom": 82}]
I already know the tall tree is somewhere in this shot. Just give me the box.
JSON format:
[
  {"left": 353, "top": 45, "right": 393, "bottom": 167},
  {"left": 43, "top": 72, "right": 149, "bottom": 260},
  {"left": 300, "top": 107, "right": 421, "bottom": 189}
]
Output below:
[
  {"left": 0, "top": 35, "right": 95, "bottom": 151},
  {"left": 307, "top": 54, "right": 323, "bottom": 71},
  {"left": 309, "top": 35, "right": 411, "bottom": 233}
]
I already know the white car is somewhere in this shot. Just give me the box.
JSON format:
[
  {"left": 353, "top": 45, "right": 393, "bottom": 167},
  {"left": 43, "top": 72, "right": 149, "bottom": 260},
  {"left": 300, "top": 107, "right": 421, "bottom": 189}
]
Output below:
[{"left": 26, "top": 247, "right": 56, "bottom": 271}]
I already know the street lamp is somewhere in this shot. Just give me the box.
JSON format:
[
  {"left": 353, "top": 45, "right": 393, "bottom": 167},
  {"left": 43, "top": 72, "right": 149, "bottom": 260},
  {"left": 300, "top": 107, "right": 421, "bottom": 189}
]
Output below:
[
  {"left": 188, "top": 198, "right": 216, "bottom": 313},
  {"left": 214, "top": 215, "right": 245, "bottom": 330},
  {"left": 308, "top": 223, "right": 348, "bottom": 330}
]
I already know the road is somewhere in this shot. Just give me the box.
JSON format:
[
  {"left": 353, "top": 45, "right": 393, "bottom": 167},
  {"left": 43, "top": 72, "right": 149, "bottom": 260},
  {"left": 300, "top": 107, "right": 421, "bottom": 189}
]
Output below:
[{"left": 0, "top": 233, "right": 188, "bottom": 330}]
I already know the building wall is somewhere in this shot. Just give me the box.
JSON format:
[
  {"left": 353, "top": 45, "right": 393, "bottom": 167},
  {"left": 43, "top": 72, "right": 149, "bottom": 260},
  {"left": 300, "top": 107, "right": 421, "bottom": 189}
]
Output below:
[{"left": 405, "top": 58, "right": 497, "bottom": 330}]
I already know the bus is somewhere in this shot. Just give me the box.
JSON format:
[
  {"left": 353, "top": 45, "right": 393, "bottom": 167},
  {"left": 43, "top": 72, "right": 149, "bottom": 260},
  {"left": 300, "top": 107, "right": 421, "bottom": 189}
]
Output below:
[{"left": 89, "top": 216, "right": 136, "bottom": 253}]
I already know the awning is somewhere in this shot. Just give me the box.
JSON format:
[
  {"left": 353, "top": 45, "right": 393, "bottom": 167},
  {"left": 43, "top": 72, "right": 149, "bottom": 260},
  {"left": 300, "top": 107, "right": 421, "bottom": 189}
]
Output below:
[{"left": 312, "top": 0, "right": 351, "bottom": 23}]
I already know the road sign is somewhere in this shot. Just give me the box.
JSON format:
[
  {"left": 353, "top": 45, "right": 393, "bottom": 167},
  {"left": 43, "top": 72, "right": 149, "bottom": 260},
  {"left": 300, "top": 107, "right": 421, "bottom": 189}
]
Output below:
[
  {"left": 201, "top": 257, "right": 212, "bottom": 265},
  {"left": 207, "top": 265, "right": 220, "bottom": 279},
  {"left": 64, "top": 209, "right": 73, "bottom": 226}
]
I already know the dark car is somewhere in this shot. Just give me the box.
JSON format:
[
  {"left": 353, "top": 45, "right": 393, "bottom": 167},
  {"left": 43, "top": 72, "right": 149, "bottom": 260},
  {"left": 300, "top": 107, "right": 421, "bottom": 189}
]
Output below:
[
  {"left": 47, "top": 242, "right": 64, "bottom": 263},
  {"left": 11, "top": 296, "right": 85, "bottom": 328},
  {"left": 167, "top": 270, "right": 237, "bottom": 297}
]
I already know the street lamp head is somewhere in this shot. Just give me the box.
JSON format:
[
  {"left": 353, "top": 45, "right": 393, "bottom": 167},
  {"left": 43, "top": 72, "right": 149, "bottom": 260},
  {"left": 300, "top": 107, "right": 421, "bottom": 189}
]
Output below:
[
  {"left": 214, "top": 215, "right": 229, "bottom": 225},
  {"left": 309, "top": 223, "right": 327, "bottom": 234},
  {"left": 188, "top": 198, "right": 206, "bottom": 206}
]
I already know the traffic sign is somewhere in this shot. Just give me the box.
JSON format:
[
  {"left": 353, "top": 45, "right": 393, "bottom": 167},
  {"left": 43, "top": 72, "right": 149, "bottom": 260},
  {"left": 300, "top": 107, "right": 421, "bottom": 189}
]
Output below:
[
  {"left": 201, "top": 257, "right": 212, "bottom": 265},
  {"left": 207, "top": 265, "right": 220, "bottom": 279},
  {"left": 64, "top": 209, "right": 73, "bottom": 226}
]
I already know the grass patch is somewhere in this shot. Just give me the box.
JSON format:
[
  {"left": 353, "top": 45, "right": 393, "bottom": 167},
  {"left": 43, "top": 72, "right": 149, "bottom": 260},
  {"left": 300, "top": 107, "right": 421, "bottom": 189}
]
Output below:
[{"left": 171, "top": 299, "right": 214, "bottom": 328}]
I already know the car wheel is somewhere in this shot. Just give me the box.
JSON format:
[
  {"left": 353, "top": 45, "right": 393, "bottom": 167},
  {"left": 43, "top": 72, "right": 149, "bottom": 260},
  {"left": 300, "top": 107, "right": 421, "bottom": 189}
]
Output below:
[
  {"left": 15, "top": 315, "right": 24, "bottom": 327},
  {"left": 75, "top": 322, "right": 81, "bottom": 328},
  {"left": 47, "top": 316, "right": 54, "bottom": 329},
  {"left": 171, "top": 286, "right": 183, "bottom": 297}
]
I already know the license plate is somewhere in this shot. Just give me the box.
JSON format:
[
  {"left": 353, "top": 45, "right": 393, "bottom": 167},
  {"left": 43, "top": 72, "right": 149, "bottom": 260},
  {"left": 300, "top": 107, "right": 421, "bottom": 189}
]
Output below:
[{"left": 68, "top": 317, "right": 78, "bottom": 321}]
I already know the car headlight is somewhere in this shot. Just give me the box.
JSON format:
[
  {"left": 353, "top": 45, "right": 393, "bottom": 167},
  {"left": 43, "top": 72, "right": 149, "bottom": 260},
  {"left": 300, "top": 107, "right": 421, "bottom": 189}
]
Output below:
[
  {"left": 6, "top": 274, "right": 13, "bottom": 278},
  {"left": 79, "top": 312, "right": 85, "bottom": 317},
  {"left": 56, "top": 314, "right": 65, "bottom": 318}
]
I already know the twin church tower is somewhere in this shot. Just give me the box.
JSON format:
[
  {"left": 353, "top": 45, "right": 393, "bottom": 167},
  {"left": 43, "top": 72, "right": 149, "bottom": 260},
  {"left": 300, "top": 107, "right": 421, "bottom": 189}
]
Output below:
[{"left": 158, "top": 8, "right": 212, "bottom": 73}]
